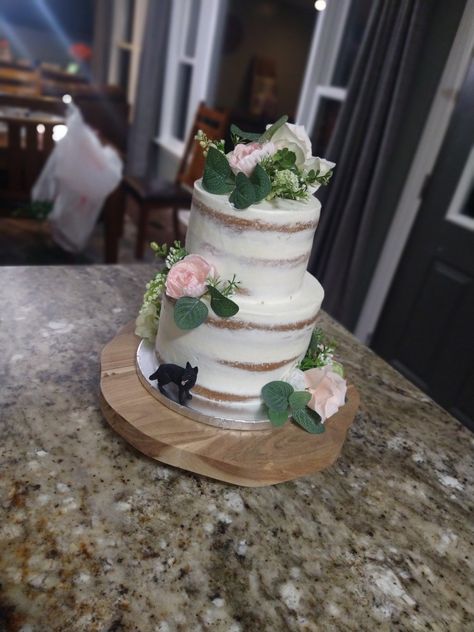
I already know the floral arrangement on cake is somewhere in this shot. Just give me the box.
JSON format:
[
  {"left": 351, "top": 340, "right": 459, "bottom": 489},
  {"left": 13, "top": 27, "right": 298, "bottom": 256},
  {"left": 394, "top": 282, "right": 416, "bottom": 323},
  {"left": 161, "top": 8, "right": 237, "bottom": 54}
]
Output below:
[
  {"left": 261, "top": 328, "right": 347, "bottom": 434},
  {"left": 196, "top": 115, "right": 335, "bottom": 209},
  {"left": 135, "top": 241, "right": 240, "bottom": 341}
]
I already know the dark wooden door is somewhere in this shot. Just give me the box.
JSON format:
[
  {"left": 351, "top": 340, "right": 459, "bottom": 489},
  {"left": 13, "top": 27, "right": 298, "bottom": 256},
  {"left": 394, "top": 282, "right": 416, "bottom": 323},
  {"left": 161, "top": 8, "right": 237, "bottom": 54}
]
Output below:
[{"left": 372, "top": 57, "right": 474, "bottom": 431}]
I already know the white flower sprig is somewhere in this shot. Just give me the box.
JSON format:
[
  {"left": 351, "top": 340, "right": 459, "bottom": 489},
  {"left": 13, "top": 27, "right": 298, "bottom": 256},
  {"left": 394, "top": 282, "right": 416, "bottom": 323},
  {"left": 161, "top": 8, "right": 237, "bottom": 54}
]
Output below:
[
  {"left": 200, "top": 117, "right": 335, "bottom": 207},
  {"left": 194, "top": 130, "right": 225, "bottom": 157},
  {"left": 135, "top": 241, "right": 189, "bottom": 341}
]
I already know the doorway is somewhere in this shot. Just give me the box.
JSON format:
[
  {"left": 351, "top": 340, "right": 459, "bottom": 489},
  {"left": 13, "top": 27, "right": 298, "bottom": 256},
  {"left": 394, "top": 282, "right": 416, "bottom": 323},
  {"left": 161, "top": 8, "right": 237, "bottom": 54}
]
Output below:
[{"left": 372, "top": 57, "right": 474, "bottom": 431}]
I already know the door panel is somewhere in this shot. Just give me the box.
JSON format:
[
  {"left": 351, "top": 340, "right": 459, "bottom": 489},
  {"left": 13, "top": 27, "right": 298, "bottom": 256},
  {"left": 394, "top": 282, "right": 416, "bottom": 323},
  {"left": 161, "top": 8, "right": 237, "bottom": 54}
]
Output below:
[
  {"left": 396, "top": 259, "right": 470, "bottom": 385},
  {"left": 373, "top": 57, "right": 474, "bottom": 430}
]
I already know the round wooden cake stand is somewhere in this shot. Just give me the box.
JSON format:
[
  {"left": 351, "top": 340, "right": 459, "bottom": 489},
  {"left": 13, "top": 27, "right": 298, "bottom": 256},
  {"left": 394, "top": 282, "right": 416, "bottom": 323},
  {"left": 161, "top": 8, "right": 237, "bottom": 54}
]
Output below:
[{"left": 99, "top": 324, "right": 360, "bottom": 487}]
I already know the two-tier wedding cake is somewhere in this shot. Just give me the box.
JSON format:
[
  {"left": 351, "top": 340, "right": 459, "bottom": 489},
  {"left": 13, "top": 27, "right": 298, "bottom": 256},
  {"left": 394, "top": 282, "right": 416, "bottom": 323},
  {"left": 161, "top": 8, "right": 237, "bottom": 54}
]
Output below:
[{"left": 136, "top": 117, "right": 347, "bottom": 433}]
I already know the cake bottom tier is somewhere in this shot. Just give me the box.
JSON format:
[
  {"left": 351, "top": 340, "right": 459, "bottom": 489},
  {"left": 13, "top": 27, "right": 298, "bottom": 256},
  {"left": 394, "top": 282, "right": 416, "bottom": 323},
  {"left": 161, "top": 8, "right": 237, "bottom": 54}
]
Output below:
[{"left": 155, "top": 273, "right": 324, "bottom": 420}]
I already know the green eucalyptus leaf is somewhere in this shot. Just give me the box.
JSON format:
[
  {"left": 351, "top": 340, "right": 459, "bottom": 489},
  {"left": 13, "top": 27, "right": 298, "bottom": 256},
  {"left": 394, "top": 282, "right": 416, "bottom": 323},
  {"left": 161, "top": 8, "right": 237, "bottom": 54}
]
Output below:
[
  {"left": 174, "top": 297, "right": 208, "bottom": 330},
  {"left": 229, "top": 172, "right": 257, "bottom": 209},
  {"left": 289, "top": 390, "right": 311, "bottom": 411},
  {"left": 230, "top": 123, "right": 261, "bottom": 142},
  {"left": 202, "top": 147, "right": 235, "bottom": 194},
  {"left": 292, "top": 407, "right": 325, "bottom": 434},
  {"left": 249, "top": 163, "right": 271, "bottom": 201},
  {"left": 261, "top": 381, "right": 294, "bottom": 412},
  {"left": 259, "top": 115, "right": 288, "bottom": 143},
  {"left": 268, "top": 408, "right": 289, "bottom": 427},
  {"left": 206, "top": 285, "right": 239, "bottom": 318}
]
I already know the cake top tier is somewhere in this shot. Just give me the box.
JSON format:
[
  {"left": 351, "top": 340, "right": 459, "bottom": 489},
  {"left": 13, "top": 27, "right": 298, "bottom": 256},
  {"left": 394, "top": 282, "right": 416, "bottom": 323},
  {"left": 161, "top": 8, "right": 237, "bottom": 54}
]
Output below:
[
  {"left": 197, "top": 116, "right": 335, "bottom": 210},
  {"left": 185, "top": 180, "right": 322, "bottom": 300}
]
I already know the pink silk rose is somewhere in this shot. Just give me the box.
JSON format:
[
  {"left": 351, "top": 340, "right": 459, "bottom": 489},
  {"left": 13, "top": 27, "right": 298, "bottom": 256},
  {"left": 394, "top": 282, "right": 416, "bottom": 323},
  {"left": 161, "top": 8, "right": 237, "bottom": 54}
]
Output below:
[
  {"left": 227, "top": 142, "right": 276, "bottom": 176},
  {"left": 303, "top": 366, "right": 347, "bottom": 422},
  {"left": 165, "top": 254, "right": 216, "bottom": 299}
]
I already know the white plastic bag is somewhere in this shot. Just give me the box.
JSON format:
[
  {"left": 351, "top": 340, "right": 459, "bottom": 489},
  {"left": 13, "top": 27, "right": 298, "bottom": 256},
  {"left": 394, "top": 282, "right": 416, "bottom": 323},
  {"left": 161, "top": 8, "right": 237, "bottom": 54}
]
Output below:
[
  {"left": 49, "top": 189, "right": 105, "bottom": 253},
  {"left": 45, "top": 104, "right": 123, "bottom": 252},
  {"left": 32, "top": 147, "right": 58, "bottom": 202}
]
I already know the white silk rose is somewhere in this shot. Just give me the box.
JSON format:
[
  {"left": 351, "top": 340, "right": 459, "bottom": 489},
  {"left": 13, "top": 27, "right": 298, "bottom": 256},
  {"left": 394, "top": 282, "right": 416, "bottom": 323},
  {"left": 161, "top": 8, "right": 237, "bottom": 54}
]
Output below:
[
  {"left": 304, "top": 156, "right": 336, "bottom": 193},
  {"left": 305, "top": 156, "right": 336, "bottom": 177},
  {"left": 283, "top": 366, "right": 307, "bottom": 391},
  {"left": 303, "top": 366, "right": 347, "bottom": 422},
  {"left": 270, "top": 122, "right": 313, "bottom": 167}
]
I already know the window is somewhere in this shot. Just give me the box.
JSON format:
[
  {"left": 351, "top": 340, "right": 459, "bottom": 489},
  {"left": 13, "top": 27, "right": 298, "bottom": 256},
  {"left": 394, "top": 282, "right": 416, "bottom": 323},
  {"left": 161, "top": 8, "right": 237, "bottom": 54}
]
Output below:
[
  {"left": 446, "top": 146, "right": 474, "bottom": 230},
  {"left": 108, "top": 0, "right": 149, "bottom": 109},
  {"left": 296, "top": 0, "right": 371, "bottom": 155},
  {"left": 158, "top": 0, "right": 224, "bottom": 158}
]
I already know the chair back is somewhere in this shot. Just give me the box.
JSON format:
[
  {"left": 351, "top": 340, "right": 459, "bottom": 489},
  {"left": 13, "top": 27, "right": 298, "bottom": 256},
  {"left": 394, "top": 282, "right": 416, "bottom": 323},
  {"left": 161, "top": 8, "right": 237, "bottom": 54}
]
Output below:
[
  {"left": 0, "top": 100, "right": 63, "bottom": 200},
  {"left": 0, "top": 93, "right": 66, "bottom": 116},
  {"left": 0, "top": 63, "right": 39, "bottom": 96},
  {"left": 39, "top": 65, "right": 89, "bottom": 98},
  {"left": 176, "top": 103, "right": 229, "bottom": 190}
]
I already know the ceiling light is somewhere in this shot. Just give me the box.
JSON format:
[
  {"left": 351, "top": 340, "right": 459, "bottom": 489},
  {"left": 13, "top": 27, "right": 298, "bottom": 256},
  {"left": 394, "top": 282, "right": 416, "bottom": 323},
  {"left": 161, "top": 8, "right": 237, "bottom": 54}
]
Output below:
[{"left": 315, "top": 0, "right": 327, "bottom": 10}]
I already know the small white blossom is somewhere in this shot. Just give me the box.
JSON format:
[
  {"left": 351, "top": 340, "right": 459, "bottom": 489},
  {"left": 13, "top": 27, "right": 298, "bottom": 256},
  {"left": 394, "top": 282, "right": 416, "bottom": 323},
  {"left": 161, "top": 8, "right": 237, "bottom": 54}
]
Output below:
[
  {"left": 135, "top": 302, "right": 159, "bottom": 342},
  {"left": 273, "top": 169, "right": 300, "bottom": 193}
]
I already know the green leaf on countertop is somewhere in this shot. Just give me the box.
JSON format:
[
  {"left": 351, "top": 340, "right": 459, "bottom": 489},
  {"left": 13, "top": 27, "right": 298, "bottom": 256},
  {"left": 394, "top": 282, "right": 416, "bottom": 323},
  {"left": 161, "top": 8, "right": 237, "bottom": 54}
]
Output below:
[
  {"left": 261, "top": 381, "right": 294, "bottom": 412},
  {"left": 268, "top": 407, "right": 289, "bottom": 427},
  {"left": 292, "top": 407, "right": 325, "bottom": 434},
  {"left": 229, "top": 172, "right": 257, "bottom": 209},
  {"left": 174, "top": 297, "right": 208, "bottom": 330},
  {"left": 202, "top": 147, "right": 235, "bottom": 194},
  {"left": 249, "top": 163, "right": 271, "bottom": 201},
  {"left": 206, "top": 284, "right": 239, "bottom": 318},
  {"left": 258, "top": 114, "right": 288, "bottom": 143},
  {"left": 289, "top": 390, "right": 311, "bottom": 411}
]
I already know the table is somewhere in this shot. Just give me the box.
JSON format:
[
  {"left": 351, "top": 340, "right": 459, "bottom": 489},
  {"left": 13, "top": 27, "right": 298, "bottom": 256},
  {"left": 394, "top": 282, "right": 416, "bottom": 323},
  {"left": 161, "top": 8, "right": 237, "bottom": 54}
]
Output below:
[
  {"left": 0, "top": 107, "right": 65, "bottom": 200},
  {"left": 1, "top": 265, "right": 472, "bottom": 631}
]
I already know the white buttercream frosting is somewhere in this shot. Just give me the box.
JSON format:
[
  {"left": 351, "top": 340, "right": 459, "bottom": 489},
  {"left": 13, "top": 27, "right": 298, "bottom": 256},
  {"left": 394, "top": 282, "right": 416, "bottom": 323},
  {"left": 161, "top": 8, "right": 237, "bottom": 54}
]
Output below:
[
  {"left": 185, "top": 180, "right": 321, "bottom": 299},
  {"left": 156, "top": 180, "right": 325, "bottom": 419}
]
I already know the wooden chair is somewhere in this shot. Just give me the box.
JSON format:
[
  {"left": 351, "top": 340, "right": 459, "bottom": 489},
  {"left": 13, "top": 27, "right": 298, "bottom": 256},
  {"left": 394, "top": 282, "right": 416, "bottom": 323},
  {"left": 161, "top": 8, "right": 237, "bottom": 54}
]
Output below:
[
  {"left": 123, "top": 103, "right": 229, "bottom": 259},
  {"left": 38, "top": 65, "right": 89, "bottom": 98},
  {"left": 0, "top": 63, "right": 40, "bottom": 96},
  {"left": 0, "top": 93, "right": 66, "bottom": 116},
  {"left": 0, "top": 103, "right": 63, "bottom": 202}
]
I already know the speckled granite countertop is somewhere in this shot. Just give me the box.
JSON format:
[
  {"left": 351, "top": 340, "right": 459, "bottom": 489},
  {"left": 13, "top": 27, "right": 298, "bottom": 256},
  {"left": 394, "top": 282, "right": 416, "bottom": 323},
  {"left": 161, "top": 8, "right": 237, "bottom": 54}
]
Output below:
[{"left": 0, "top": 265, "right": 473, "bottom": 632}]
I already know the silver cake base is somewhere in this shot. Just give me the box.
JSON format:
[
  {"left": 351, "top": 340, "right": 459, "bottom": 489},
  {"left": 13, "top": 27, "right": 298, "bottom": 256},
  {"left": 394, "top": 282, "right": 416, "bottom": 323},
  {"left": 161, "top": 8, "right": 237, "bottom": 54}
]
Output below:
[{"left": 136, "top": 340, "right": 272, "bottom": 431}]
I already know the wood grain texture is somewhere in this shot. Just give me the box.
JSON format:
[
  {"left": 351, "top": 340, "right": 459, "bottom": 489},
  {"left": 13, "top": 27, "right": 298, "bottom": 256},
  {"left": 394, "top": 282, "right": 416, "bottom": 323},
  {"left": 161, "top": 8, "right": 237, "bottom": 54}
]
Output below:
[{"left": 99, "top": 324, "right": 360, "bottom": 487}]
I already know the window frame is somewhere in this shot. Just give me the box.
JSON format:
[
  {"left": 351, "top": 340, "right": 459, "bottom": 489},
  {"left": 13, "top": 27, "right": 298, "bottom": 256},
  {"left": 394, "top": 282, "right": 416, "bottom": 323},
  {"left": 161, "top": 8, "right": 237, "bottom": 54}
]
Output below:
[
  {"left": 296, "top": 0, "right": 351, "bottom": 143},
  {"left": 108, "top": 0, "right": 149, "bottom": 110},
  {"left": 445, "top": 145, "right": 474, "bottom": 231},
  {"left": 157, "top": 0, "right": 224, "bottom": 159}
]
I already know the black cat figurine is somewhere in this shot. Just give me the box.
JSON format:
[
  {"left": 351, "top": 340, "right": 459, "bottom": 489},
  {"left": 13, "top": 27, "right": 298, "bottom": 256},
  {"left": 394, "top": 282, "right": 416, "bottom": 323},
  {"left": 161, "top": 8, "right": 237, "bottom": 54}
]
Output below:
[{"left": 149, "top": 362, "right": 198, "bottom": 405}]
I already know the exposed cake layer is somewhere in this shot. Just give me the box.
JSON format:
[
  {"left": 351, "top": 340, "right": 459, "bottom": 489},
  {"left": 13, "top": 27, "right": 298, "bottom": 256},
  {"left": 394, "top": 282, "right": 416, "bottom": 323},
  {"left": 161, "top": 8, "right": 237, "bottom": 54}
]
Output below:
[
  {"left": 185, "top": 180, "right": 321, "bottom": 299},
  {"left": 156, "top": 273, "right": 324, "bottom": 416}
]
